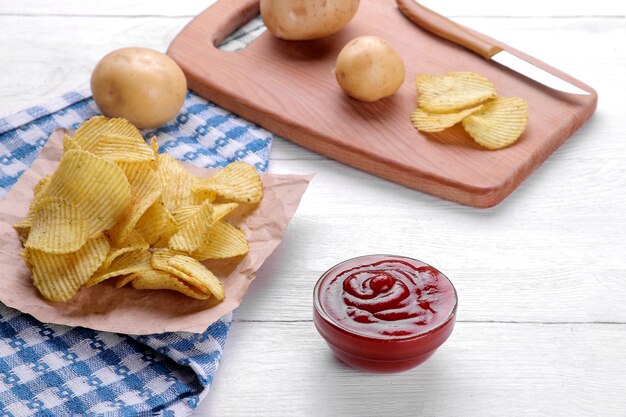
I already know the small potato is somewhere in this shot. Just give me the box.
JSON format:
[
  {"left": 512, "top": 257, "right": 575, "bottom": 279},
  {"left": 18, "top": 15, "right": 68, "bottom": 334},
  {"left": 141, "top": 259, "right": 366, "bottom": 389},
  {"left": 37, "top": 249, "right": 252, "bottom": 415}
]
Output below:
[
  {"left": 335, "top": 36, "right": 405, "bottom": 102},
  {"left": 91, "top": 47, "right": 187, "bottom": 129},
  {"left": 261, "top": 0, "right": 360, "bottom": 41}
]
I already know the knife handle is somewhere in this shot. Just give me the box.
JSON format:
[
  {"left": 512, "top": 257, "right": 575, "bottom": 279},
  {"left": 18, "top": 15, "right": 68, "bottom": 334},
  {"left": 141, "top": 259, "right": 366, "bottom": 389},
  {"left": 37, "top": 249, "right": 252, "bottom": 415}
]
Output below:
[{"left": 396, "top": 0, "right": 502, "bottom": 59}]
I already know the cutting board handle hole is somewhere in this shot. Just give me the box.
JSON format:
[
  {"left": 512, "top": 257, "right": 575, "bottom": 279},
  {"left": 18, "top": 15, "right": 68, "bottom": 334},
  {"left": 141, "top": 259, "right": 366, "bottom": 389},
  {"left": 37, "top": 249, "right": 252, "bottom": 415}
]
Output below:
[{"left": 218, "top": 15, "right": 266, "bottom": 52}]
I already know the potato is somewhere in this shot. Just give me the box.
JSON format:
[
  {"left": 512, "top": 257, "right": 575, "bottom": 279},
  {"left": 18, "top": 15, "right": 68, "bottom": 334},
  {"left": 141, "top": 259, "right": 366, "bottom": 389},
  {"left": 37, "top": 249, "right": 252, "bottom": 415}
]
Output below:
[
  {"left": 90, "top": 47, "right": 187, "bottom": 129},
  {"left": 335, "top": 36, "right": 405, "bottom": 102},
  {"left": 261, "top": 0, "right": 359, "bottom": 41}
]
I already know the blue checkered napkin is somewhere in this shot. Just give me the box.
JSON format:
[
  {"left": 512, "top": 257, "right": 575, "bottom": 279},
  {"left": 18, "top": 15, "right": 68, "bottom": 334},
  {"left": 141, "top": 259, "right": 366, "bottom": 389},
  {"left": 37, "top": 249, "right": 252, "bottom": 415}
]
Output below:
[{"left": 0, "top": 87, "right": 274, "bottom": 416}]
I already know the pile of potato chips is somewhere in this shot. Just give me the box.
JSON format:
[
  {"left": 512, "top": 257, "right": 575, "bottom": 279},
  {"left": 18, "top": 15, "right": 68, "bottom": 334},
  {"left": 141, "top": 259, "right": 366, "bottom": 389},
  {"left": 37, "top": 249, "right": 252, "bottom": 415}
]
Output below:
[
  {"left": 13, "top": 116, "right": 263, "bottom": 303},
  {"left": 411, "top": 72, "right": 528, "bottom": 150}
]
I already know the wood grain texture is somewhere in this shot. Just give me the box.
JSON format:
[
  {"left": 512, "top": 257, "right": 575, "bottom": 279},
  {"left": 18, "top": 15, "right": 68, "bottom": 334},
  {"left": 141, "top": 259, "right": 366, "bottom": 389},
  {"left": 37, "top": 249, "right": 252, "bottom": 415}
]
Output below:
[
  {"left": 168, "top": 0, "right": 597, "bottom": 208},
  {"left": 205, "top": 321, "right": 626, "bottom": 417},
  {"left": 1, "top": 2, "right": 625, "bottom": 416}
]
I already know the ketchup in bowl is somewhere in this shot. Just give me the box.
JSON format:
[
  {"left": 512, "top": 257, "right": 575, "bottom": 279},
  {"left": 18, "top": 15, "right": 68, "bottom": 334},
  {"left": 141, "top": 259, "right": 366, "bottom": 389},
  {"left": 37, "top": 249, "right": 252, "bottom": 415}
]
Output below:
[{"left": 313, "top": 255, "right": 457, "bottom": 373}]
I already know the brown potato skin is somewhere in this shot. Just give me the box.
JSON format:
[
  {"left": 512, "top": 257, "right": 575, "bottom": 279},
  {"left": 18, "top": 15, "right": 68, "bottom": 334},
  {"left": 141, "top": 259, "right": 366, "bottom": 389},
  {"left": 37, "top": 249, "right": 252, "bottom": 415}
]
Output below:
[
  {"left": 90, "top": 47, "right": 187, "bottom": 129},
  {"left": 335, "top": 36, "right": 405, "bottom": 102},
  {"left": 261, "top": 0, "right": 360, "bottom": 41}
]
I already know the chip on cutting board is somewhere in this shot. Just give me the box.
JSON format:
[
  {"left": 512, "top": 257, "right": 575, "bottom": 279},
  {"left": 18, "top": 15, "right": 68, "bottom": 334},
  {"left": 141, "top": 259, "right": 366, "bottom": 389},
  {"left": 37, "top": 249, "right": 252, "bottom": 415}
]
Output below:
[
  {"left": 416, "top": 72, "right": 497, "bottom": 113},
  {"left": 13, "top": 116, "right": 263, "bottom": 303},
  {"left": 411, "top": 72, "right": 528, "bottom": 149},
  {"left": 462, "top": 98, "right": 529, "bottom": 150},
  {"left": 411, "top": 105, "right": 483, "bottom": 133}
]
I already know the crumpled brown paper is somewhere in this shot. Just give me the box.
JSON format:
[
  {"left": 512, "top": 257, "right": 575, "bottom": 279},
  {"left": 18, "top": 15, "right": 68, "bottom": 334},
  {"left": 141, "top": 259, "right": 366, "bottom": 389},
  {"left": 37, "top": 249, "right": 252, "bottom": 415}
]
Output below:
[{"left": 0, "top": 130, "right": 311, "bottom": 334}]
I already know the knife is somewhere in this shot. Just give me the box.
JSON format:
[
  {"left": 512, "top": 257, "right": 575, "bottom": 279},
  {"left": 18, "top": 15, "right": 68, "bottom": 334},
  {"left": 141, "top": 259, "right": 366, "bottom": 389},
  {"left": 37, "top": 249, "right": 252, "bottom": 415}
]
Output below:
[{"left": 396, "top": 0, "right": 590, "bottom": 95}]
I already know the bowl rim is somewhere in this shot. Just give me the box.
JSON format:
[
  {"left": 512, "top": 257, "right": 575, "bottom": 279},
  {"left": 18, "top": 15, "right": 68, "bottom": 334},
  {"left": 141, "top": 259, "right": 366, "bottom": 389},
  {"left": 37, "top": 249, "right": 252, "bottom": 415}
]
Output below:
[{"left": 313, "top": 254, "right": 458, "bottom": 342}]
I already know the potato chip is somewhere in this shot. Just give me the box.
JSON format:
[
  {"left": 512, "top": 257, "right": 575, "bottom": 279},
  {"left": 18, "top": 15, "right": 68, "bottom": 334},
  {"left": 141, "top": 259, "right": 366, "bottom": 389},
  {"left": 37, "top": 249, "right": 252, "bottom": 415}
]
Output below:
[
  {"left": 193, "top": 189, "right": 217, "bottom": 205},
  {"left": 25, "top": 196, "right": 88, "bottom": 254},
  {"left": 85, "top": 248, "right": 152, "bottom": 287},
  {"left": 27, "top": 234, "right": 110, "bottom": 302},
  {"left": 135, "top": 199, "right": 178, "bottom": 247},
  {"left": 33, "top": 175, "right": 52, "bottom": 198},
  {"left": 157, "top": 154, "right": 200, "bottom": 211},
  {"left": 193, "top": 162, "right": 263, "bottom": 204},
  {"left": 13, "top": 175, "right": 54, "bottom": 241},
  {"left": 74, "top": 116, "right": 143, "bottom": 153},
  {"left": 41, "top": 150, "right": 131, "bottom": 237},
  {"left": 151, "top": 249, "right": 208, "bottom": 293},
  {"left": 193, "top": 221, "right": 248, "bottom": 261},
  {"left": 108, "top": 162, "right": 161, "bottom": 245},
  {"left": 149, "top": 136, "right": 159, "bottom": 159},
  {"left": 63, "top": 135, "right": 82, "bottom": 153},
  {"left": 168, "top": 201, "right": 213, "bottom": 253},
  {"left": 411, "top": 105, "right": 483, "bottom": 132},
  {"left": 13, "top": 218, "right": 31, "bottom": 245},
  {"left": 94, "top": 133, "right": 154, "bottom": 163},
  {"left": 462, "top": 97, "right": 528, "bottom": 150},
  {"left": 100, "top": 229, "right": 149, "bottom": 272},
  {"left": 115, "top": 273, "right": 137, "bottom": 289},
  {"left": 167, "top": 254, "right": 224, "bottom": 301},
  {"left": 171, "top": 204, "right": 199, "bottom": 225},
  {"left": 128, "top": 269, "right": 210, "bottom": 300},
  {"left": 173, "top": 202, "right": 238, "bottom": 226},
  {"left": 72, "top": 116, "right": 109, "bottom": 152},
  {"left": 416, "top": 72, "right": 497, "bottom": 113}
]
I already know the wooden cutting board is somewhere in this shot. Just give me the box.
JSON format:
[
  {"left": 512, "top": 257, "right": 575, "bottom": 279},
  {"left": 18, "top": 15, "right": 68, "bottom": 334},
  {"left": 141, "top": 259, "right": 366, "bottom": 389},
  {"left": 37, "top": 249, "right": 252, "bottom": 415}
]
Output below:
[{"left": 168, "top": 0, "right": 597, "bottom": 208}]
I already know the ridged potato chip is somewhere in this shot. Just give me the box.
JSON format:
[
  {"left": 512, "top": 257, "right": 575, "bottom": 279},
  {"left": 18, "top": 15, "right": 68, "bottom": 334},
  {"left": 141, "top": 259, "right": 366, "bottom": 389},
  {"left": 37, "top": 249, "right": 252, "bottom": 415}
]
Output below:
[
  {"left": 72, "top": 116, "right": 109, "bottom": 152},
  {"left": 157, "top": 154, "right": 200, "bottom": 211},
  {"left": 25, "top": 197, "right": 88, "bottom": 254},
  {"left": 151, "top": 249, "right": 209, "bottom": 294},
  {"left": 212, "top": 203, "right": 239, "bottom": 222},
  {"left": 108, "top": 162, "right": 161, "bottom": 245},
  {"left": 85, "top": 248, "right": 152, "bottom": 287},
  {"left": 193, "top": 162, "right": 263, "bottom": 204},
  {"left": 166, "top": 254, "right": 224, "bottom": 301},
  {"left": 411, "top": 105, "right": 483, "bottom": 132},
  {"left": 171, "top": 204, "right": 200, "bottom": 225},
  {"left": 128, "top": 269, "right": 210, "bottom": 300},
  {"left": 12, "top": 218, "right": 32, "bottom": 245},
  {"left": 27, "top": 234, "right": 110, "bottom": 302},
  {"left": 149, "top": 136, "right": 159, "bottom": 163},
  {"left": 172, "top": 202, "right": 238, "bottom": 227},
  {"left": 135, "top": 199, "right": 178, "bottom": 247},
  {"left": 63, "top": 135, "right": 82, "bottom": 153},
  {"left": 168, "top": 201, "right": 213, "bottom": 253},
  {"left": 34, "top": 174, "right": 51, "bottom": 195},
  {"left": 193, "top": 221, "right": 249, "bottom": 261},
  {"left": 41, "top": 150, "right": 131, "bottom": 237},
  {"left": 100, "top": 229, "right": 149, "bottom": 272},
  {"left": 13, "top": 175, "right": 54, "bottom": 240},
  {"left": 416, "top": 72, "right": 497, "bottom": 113},
  {"left": 462, "top": 97, "right": 528, "bottom": 150},
  {"left": 74, "top": 116, "right": 143, "bottom": 153},
  {"left": 94, "top": 133, "right": 154, "bottom": 163}
]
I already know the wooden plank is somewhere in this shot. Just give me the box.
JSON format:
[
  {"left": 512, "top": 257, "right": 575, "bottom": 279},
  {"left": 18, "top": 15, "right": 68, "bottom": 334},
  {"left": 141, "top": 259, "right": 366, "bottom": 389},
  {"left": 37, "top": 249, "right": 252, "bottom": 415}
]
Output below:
[{"left": 193, "top": 321, "right": 626, "bottom": 416}]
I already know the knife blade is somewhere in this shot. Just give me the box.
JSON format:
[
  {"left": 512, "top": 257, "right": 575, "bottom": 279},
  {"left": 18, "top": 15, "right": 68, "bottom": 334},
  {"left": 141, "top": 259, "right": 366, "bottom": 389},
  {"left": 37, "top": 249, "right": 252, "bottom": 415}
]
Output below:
[{"left": 396, "top": 0, "right": 590, "bottom": 95}]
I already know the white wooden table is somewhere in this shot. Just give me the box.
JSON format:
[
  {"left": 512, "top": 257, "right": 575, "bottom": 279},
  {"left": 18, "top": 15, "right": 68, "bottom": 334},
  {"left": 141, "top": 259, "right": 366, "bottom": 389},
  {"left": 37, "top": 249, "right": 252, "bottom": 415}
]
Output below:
[{"left": 1, "top": 1, "right": 625, "bottom": 415}]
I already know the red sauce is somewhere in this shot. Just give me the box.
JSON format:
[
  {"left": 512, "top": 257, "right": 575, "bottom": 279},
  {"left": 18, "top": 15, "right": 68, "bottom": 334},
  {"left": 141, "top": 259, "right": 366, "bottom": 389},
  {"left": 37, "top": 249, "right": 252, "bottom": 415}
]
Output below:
[{"left": 318, "top": 257, "right": 456, "bottom": 339}]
